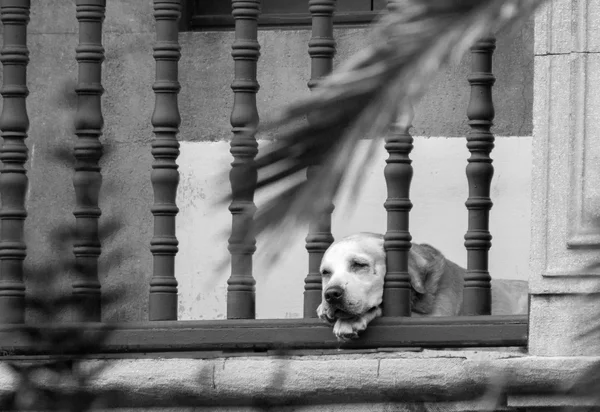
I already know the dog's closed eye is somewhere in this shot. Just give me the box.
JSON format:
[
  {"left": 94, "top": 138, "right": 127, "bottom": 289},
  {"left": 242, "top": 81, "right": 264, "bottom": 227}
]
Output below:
[
  {"left": 350, "top": 260, "right": 369, "bottom": 270},
  {"left": 321, "top": 269, "right": 332, "bottom": 276}
]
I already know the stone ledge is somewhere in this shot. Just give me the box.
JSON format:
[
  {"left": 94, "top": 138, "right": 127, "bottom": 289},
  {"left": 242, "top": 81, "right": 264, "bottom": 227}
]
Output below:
[
  {"left": 102, "top": 402, "right": 522, "bottom": 411},
  {"left": 508, "top": 394, "right": 600, "bottom": 409},
  {"left": 0, "top": 350, "right": 598, "bottom": 409}
]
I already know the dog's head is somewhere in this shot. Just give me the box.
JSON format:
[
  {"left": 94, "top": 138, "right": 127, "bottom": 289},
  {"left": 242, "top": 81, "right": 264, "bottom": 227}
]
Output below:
[
  {"left": 318, "top": 233, "right": 386, "bottom": 322},
  {"left": 317, "top": 233, "right": 449, "bottom": 323}
]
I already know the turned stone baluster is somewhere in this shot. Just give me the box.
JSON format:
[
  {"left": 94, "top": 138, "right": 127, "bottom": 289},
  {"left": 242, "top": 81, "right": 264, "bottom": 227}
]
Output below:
[
  {"left": 382, "top": 0, "right": 414, "bottom": 317},
  {"left": 463, "top": 37, "right": 496, "bottom": 316},
  {"left": 0, "top": 0, "right": 30, "bottom": 324},
  {"left": 149, "top": 0, "right": 181, "bottom": 321},
  {"left": 227, "top": 0, "right": 260, "bottom": 319},
  {"left": 303, "top": 0, "right": 336, "bottom": 318},
  {"left": 72, "top": 0, "right": 106, "bottom": 322},
  {"left": 383, "top": 103, "right": 414, "bottom": 317}
]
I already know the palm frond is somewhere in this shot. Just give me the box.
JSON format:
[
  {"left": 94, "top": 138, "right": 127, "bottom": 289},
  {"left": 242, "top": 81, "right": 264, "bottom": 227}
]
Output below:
[{"left": 221, "top": 0, "right": 547, "bottom": 262}]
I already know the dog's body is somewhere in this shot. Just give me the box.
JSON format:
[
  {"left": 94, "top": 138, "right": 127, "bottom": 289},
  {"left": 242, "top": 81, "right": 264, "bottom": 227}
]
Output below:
[{"left": 317, "top": 232, "right": 528, "bottom": 340}]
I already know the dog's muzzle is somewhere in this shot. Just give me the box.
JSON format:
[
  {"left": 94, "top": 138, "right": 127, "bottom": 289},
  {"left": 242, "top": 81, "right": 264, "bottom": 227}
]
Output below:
[
  {"left": 323, "top": 286, "right": 357, "bottom": 319},
  {"left": 324, "top": 285, "right": 344, "bottom": 304}
]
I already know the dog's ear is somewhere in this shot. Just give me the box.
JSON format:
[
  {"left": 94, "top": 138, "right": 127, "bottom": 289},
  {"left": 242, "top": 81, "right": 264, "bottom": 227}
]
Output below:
[
  {"left": 408, "top": 244, "right": 447, "bottom": 295},
  {"left": 408, "top": 251, "right": 428, "bottom": 294}
]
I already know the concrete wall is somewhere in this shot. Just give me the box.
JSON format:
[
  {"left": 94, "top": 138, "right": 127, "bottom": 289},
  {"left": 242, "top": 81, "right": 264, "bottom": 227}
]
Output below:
[{"left": 15, "top": 1, "right": 533, "bottom": 322}]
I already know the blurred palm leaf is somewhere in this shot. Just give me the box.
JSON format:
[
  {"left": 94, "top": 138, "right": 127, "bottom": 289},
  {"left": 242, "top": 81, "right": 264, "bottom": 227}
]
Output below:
[{"left": 222, "top": 0, "right": 547, "bottom": 256}]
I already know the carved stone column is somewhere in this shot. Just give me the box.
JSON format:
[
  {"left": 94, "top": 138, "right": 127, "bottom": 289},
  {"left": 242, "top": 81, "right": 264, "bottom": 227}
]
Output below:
[{"left": 529, "top": 0, "right": 600, "bottom": 356}]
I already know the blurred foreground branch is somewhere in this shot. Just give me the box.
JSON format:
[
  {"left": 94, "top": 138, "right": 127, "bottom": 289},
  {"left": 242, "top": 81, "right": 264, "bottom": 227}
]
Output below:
[{"left": 220, "top": 0, "right": 547, "bottom": 261}]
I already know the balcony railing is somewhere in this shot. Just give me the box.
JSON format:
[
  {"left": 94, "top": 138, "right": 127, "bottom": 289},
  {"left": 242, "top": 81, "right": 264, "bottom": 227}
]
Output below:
[{"left": 0, "top": 0, "right": 528, "bottom": 357}]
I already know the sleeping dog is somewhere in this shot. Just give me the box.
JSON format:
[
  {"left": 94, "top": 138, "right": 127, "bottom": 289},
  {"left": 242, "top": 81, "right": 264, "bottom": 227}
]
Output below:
[{"left": 316, "top": 232, "right": 528, "bottom": 341}]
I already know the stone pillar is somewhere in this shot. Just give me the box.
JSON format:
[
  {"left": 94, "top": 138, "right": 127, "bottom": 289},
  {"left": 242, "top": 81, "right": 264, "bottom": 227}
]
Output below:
[{"left": 530, "top": 0, "right": 600, "bottom": 356}]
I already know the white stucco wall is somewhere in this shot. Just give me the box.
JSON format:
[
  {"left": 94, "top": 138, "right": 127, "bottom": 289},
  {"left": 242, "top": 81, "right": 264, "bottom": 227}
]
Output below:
[{"left": 175, "top": 136, "right": 532, "bottom": 320}]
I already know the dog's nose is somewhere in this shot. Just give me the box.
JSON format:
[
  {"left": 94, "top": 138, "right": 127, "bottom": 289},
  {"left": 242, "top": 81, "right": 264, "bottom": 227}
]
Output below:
[{"left": 325, "top": 286, "right": 344, "bottom": 303}]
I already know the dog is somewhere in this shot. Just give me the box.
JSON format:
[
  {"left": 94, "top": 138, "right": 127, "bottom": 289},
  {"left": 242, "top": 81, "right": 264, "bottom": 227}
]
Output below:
[{"left": 316, "top": 232, "right": 528, "bottom": 341}]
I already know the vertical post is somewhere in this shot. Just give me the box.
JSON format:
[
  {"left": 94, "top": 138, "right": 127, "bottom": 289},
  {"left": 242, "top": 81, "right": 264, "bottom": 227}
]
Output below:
[
  {"left": 72, "top": 0, "right": 106, "bottom": 322},
  {"left": 0, "top": 0, "right": 30, "bottom": 324},
  {"left": 303, "top": 0, "right": 336, "bottom": 318},
  {"left": 149, "top": 0, "right": 181, "bottom": 321},
  {"left": 382, "top": 103, "right": 414, "bottom": 317},
  {"left": 227, "top": 0, "right": 260, "bottom": 319},
  {"left": 382, "top": 0, "right": 413, "bottom": 317},
  {"left": 463, "top": 37, "right": 495, "bottom": 316}
]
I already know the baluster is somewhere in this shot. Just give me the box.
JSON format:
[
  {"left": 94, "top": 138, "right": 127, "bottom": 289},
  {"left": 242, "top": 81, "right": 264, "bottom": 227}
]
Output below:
[
  {"left": 463, "top": 37, "right": 496, "bottom": 316},
  {"left": 149, "top": 0, "right": 181, "bottom": 321},
  {"left": 227, "top": 0, "right": 260, "bottom": 319},
  {"left": 382, "top": 0, "right": 413, "bottom": 317},
  {"left": 383, "top": 103, "right": 414, "bottom": 317},
  {"left": 0, "top": 0, "right": 30, "bottom": 324},
  {"left": 72, "top": 0, "right": 105, "bottom": 322},
  {"left": 303, "top": 0, "right": 336, "bottom": 318}
]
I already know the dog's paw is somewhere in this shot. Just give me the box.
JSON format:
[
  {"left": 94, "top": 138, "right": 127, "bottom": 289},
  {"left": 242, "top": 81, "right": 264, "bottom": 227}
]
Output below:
[
  {"left": 333, "top": 316, "right": 369, "bottom": 342},
  {"left": 370, "top": 306, "right": 383, "bottom": 319},
  {"left": 332, "top": 308, "right": 382, "bottom": 342},
  {"left": 317, "top": 303, "right": 335, "bottom": 324}
]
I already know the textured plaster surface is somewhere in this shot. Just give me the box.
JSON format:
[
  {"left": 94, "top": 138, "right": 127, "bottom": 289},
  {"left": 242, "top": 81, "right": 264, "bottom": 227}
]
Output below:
[
  {"left": 534, "top": 0, "right": 600, "bottom": 55},
  {"left": 178, "top": 22, "right": 533, "bottom": 141},
  {"left": 529, "top": 293, "right": 600, "bottom": 356}
]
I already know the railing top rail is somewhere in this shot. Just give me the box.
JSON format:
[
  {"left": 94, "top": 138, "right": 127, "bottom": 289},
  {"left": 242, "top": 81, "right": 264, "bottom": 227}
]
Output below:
[{"left": 0, "top": 315, "right": 528, "bottom": 356}]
